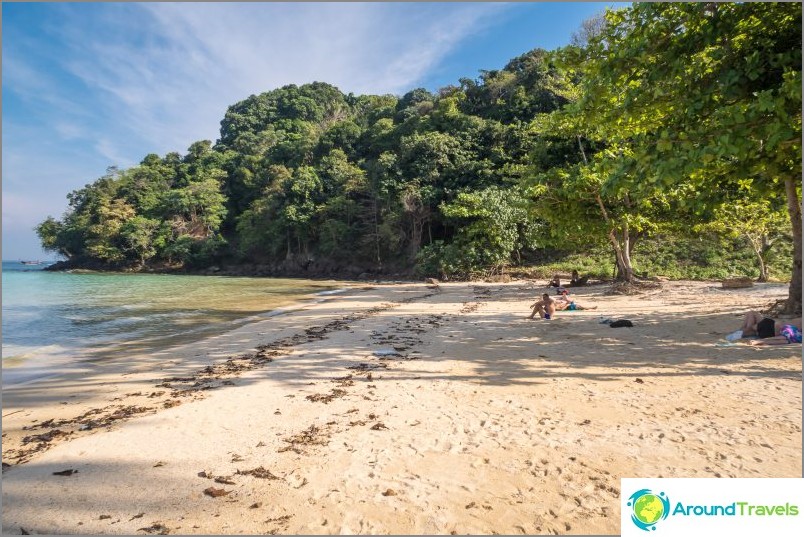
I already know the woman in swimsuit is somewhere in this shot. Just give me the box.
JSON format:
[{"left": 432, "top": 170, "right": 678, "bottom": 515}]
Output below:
[{"left": 748, "top": 318, "right": 802, "bottom": 346}]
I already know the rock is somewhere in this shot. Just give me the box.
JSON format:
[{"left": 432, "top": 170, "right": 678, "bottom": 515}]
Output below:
[
  {"left": 203, "top": 486, "right": 230, "bottom": 497},
  {"left": 722, "top": 277, "right": 753, "bottom": 289}
]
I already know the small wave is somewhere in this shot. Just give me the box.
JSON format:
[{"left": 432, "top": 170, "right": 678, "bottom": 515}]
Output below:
[
  {"left": 1, "top": 343, "right": 77, "bottom": 372},
  {"left": 315, "top": 288, "right": 348, "bottom": 297}
]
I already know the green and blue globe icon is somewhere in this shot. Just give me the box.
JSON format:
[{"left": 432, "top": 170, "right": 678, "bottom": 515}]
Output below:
[{"left": 627, "top": 489, "right": 670, "bottom": 531}]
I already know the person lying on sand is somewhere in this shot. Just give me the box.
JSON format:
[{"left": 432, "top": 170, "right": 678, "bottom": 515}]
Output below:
[
  {"left": 748, "top": 318, "right": 802, "bottom": 346},
  {"left": 529, "top": 293, "right": 556, "bottom": 320},
  {"left": 739, "top": 311, "right": 776, "bottom": 338},
  {"left": 554, "top": 291, "right": 597, "bottom": 311},
  {"left": 727, "top": 312, "right": 802, "bottom": 344},
  {"left": 737, "top": 312, "right": 801, "bottom": 338}
]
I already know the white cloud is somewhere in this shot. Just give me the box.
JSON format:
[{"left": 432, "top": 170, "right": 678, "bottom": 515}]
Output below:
[
  {"left": 2, "top": 48, "right": 85, "bottom": 115},
  {"left": 54, "top": 2, "right": 511, "bottom": 154},
  {"left": 93, "top": 138, "right": 136, "bottom": 169},
  {"left": 53, "top": 122, "right": 86, "bottom": 141},
  {"left": 2, "top": 191, "right": 65, "bottom": 232},
  {"left": 2, "top": 2, "right": 513, "bottom": 259}
]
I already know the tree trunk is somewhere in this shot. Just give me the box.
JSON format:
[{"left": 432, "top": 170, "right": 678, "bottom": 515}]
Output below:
[
  {"left": 373, "top": 197, "right": 382, "bottom": 270},
  {"left": 612, "top": 231, "right": 635, "bottom": 282},
  {"left": 750, "top": 236, "right": 769, "bottom": 282},
  {"left": 609, "top": 226, "right": 635, "bottom": 281},
  {"left": 756, "top": 252, "right": 768, "bottom": 282},
  {"left": 410, "top": 216, "right": 424, "bottom": 260},
  {"left": 595, "top": 194, "right": 635, "bottom": 282},
  {"left": 784, "top": 177, "right": 802, "bottom": 314},
  {"left": 628, "top": 230, "right": 642, "bottom": 258}
]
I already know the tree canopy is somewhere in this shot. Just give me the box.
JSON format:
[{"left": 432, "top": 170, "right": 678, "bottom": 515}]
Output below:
[
  {"left": 537, "top": 2, "right": 801, "bottom": 310},
  {"left": 37, "top": 3, "right": 800, "bottom": 311}
]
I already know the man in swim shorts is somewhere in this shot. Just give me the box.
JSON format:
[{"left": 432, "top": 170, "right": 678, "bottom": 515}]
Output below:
[{"left": 529, "top": 293, "right": 556, "bottom": 320}]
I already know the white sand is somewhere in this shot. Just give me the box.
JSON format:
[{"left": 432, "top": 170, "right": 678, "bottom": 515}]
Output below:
[{"left": 2, "top": 280, "right": 801, "bottom": 535}]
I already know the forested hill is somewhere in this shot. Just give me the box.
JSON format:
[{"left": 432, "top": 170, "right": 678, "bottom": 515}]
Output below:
[
  {"left": 38, "top": 49, "right": 572, "bottom": 277},
  {"left": 37, "top": 3, "right": 801, "bottom": 306}
]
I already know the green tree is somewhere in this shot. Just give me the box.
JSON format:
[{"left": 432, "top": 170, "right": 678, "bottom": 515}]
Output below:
[
  {"left": 556, "top": 2, "right": 801, "bottom": 310},
  {"left": 163, "top": 173, "right": 228, "bottom": 238},
  {"left": 120, "top": 216, "right": 160, "bottom": 265},
  {"left": 695, "top": 198, "right": 791, "bottom": 282},
  {"left": 422, "top": 187, "right": 535, "bottom": 278}
]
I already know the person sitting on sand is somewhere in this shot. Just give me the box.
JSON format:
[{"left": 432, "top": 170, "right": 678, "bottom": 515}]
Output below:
[
  {"left": 528, "top": 293, "right": 556, "bottom": 320},
  {"left": 554, "top": 291, "right": 597, "bottom": 311},
  {"left": 569, "top": 270, "right": 589, "bottom": 287},
  {"left": 548, "top": 275, "right": 561, "bottom": 288}
]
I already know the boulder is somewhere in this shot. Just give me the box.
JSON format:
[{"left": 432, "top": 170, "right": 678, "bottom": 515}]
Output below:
[{"left": 722, "top": 277, "right": 753, "bottom": 289}]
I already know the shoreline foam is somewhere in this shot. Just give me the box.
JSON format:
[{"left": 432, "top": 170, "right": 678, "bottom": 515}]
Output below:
[{"left": 2, "top": 282, "right": 354, "bottom": 389}]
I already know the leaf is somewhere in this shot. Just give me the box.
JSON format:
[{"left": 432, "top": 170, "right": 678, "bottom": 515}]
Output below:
[{"left": 237, "top": 466, "right": 280, "bottom": 480}]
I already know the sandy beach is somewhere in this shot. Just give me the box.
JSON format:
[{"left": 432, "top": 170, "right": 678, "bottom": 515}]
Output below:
[{"left": 2, "top": 279, "right": 801, "bottom": 535}]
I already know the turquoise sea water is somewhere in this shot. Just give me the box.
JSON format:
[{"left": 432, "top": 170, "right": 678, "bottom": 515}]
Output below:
[{"left": 1, "top": 261, "right": 338, "bottom": 383}]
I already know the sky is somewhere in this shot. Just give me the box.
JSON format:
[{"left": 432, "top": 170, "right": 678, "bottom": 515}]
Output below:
[{"left": 2, "top": 1, "right": 623, "bottom": 260}]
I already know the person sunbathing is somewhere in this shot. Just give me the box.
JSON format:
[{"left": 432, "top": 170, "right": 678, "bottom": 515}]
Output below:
[
  {"left": 729, "top": 312, "right": 802, "bottom": 344},
  {"left": 554, "top": 292, "right": 597, "bottom": 311},
  {"left": 747, "top": 318, "right": 802, "bottom": 346}
]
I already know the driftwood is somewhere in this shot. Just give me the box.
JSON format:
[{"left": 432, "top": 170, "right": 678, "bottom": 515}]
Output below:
[{"left": 722, "top": 277, "right": 754, "bottom": 289}]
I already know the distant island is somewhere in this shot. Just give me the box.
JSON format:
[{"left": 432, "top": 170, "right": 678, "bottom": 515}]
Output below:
[{"left": 37, "top": 3, "right": 801, "bottom": 314}]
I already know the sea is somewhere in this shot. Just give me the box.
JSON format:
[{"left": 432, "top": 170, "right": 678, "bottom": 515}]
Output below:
[{"left": 1, "top": 261, "right": 340, "bottom": 385}]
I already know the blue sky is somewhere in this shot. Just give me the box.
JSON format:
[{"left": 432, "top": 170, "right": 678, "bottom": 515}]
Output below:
[{"left": 2, "top": 2, "right": 623, "bottom": 260}]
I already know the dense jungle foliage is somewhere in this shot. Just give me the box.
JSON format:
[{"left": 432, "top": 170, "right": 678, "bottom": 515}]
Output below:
[{"left": 37, "top": 3, "right": 801, "bottom": 309}]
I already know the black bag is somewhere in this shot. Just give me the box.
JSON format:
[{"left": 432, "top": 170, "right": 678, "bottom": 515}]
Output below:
[{"left": 609, "top": 319, "right": 634, "bottom": 328}]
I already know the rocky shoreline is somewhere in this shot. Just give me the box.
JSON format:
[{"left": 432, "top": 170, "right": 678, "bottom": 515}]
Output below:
[{"left": 45, "top": 257, "right": 414, "bottom": 281}]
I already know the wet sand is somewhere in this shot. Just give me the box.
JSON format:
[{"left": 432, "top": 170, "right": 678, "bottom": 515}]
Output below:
[{"left": 2, "top": 280, "right": 801, "bottom": 535}]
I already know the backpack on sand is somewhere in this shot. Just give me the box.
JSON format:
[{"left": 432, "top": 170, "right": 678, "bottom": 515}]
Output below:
[{"left": 609, "top": 319, "right": 634, "bottom": 328}]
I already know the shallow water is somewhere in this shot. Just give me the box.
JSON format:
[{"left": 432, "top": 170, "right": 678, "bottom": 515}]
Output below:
[{"left": 1, "top": 261, "right": 340, "bottom": 383}]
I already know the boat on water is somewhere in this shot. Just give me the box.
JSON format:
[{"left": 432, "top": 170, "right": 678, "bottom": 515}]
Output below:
[{"left": 20, "top": 260, "right": 44, "bottom": 265}]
